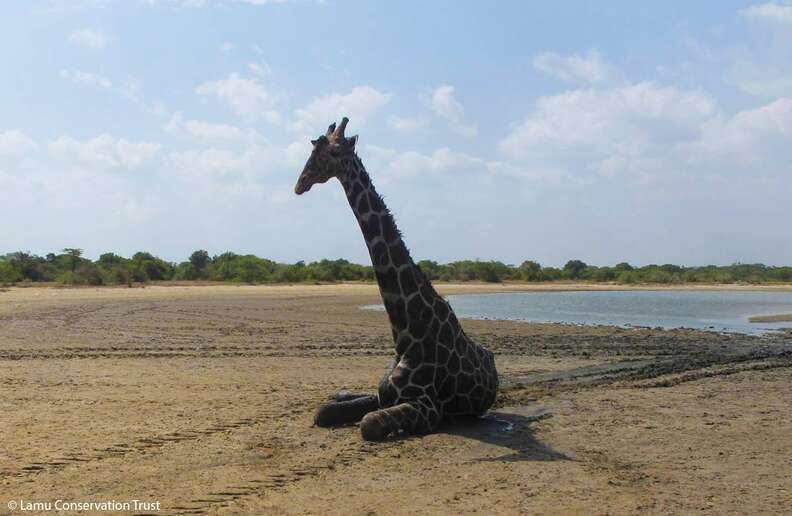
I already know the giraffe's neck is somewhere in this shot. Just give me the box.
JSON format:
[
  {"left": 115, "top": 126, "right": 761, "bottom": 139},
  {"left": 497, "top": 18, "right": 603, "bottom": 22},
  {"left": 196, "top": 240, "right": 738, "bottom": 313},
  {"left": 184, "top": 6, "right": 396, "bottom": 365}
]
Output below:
[{"left": 339, "top": 155, "right": 440, "bottom": 351}]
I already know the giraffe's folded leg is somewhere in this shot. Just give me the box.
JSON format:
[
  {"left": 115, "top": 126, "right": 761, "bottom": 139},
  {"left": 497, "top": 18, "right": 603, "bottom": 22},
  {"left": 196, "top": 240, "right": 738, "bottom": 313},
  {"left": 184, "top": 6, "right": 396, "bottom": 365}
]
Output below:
[
  {"left": 333, "top": 391, "right": 372, "bottom": 402},
  {"left": 359, "top": 397, "right": 440, "bottom": 441},
  {"left": 314, "top": 394, "right": 379, "bottom": 427}
]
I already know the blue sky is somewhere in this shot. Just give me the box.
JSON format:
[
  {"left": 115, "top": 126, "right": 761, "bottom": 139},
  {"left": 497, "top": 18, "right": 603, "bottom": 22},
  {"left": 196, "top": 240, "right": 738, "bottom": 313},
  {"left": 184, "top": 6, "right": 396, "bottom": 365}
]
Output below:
[{"left": 1, "top": 1, "right": 791, "bottom": 266}]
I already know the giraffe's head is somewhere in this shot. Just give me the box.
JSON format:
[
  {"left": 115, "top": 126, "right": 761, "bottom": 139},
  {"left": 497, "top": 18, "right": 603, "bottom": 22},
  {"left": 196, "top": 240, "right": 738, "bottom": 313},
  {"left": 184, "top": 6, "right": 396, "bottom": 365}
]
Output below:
[{"left": 294, "top": 117, "right": 358, "bottom": 195}]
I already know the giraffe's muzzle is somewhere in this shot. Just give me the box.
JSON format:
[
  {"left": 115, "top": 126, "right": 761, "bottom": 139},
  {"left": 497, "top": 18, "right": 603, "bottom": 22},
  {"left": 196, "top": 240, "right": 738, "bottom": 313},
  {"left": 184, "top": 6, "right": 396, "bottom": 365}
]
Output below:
[{"left": 294, "top": 177, "right": 311, "bottom": 195}]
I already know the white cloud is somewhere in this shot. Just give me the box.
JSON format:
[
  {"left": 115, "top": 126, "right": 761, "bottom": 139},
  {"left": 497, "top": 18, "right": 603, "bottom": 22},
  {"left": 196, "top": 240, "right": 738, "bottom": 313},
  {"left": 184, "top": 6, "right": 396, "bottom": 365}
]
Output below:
[
  {"left": 362, "top": 145, "right": 484, "bottom": 185},
  {"left": 165, "top": 148, "right": 252, "bottom": 179},
  {"left": 485, "top": 160, "right": 568, "bottom": 182},
  {"left": 725, "top": 10, "right": 792, "bottom": 98},
  {"left": 736, "top": 77, "right": 792, "bottom": 98},
  {"left": 143, "top": 0, "right": 292, "bottom": 6},
  {"left": 0, "top": 131, "right": 36, "bottom": 157},
  {"left": 59, "top": 70, "right": 112, "bottom": 89},
  {"left": 149, "top": 102, "right": 170, "bottom": 117},
  {"left": 119, "top": 78, "right": 145, "bottom": 103},
  {"left": 161, "top": 144, "right": 301, "bottom": 191},
  {"left": 428, "top": 85, "right": 477, "bottom": 138},
  {"left": 248, "top": 62, "right": 272, "bottom": 77},
  {"left": 291, "top": 86, "right": 391, "bottom": 134},
  {"left": 387, "top": 115, "right": 429, "bottom": 133},
  {"left": 49, "top": 134, "right": 160, "bottom": 170},
  {"left": 532, "top": 50, "right": 622, "bottom": 85},
  {"left": 362, "top": 141, "right": 559, "bottom": 191},
  {"left": 500, "top": 81, "right": 715, "bottom": 164},
  {"left": 44, "top": 0, "right": 292, "bottom": 9},
  {"left": 499, "top": 76, "right": 792, "bottom": 188},
  {"left": 163, "top": 113, "right": 265, "bottom": 145},
  {"left": 68, "top": 28, "right": 106, "bottom": 49},
  {"left": 0, "top": 127, "right": 303, "bottom": 258},
  {"left": 696, "top": 97, "right": 792, "bottom": 166},
  {"left": 196, "top": 73, "right": 280, "bottom": 123},
  {"left": 740, "top": 2, "right": 792, "bottom": 23},
  {"left": 235, "top": 0, "right": 290, "bottom": 4}
]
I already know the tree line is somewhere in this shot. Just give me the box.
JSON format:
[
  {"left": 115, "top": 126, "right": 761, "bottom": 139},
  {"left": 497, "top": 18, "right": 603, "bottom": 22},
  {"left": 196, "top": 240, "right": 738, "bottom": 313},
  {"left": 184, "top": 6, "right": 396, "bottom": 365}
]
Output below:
[{"left": 1, "top": 250, "right": 791, "bottom": 286}]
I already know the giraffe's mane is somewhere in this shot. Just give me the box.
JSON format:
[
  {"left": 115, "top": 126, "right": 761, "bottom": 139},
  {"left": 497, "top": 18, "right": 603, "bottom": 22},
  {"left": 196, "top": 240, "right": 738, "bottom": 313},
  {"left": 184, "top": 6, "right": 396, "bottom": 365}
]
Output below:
[{"left": 353, "top": 154, "right": 402, "bottom": 236}]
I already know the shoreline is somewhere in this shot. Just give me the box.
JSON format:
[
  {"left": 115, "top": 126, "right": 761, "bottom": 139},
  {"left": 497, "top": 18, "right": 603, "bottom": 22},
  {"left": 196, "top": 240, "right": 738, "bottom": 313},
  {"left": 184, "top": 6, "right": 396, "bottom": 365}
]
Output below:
[
  {"left": 6, "top": 282, "right": 792, "bottom": 338},
  {"left": 3, "top": 280, "right": 792, "bottom": 296},
  {"left": 750, "top": 313, "right": 792, "bottom": 323}
]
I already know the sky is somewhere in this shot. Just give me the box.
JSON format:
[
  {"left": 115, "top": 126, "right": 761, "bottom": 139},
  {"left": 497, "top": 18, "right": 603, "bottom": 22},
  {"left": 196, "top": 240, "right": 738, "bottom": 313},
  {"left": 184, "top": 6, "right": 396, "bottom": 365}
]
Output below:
[{"left": 1, "top": 0, "right": 791, "bottom": 267}]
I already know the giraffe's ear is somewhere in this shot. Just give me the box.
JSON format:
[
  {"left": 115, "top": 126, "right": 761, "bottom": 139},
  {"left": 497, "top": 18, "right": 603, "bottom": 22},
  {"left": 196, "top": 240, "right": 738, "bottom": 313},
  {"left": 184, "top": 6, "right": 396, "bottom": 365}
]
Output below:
[{"left": 346, "top": 135, "right": 358, "bottom": 149}]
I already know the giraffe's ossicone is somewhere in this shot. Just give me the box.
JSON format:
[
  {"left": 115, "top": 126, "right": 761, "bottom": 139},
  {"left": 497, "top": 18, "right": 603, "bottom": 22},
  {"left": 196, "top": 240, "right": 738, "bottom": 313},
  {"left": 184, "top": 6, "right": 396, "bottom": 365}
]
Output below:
[{"left": 295, "top": 117, "right": 499, "bottom": 441}]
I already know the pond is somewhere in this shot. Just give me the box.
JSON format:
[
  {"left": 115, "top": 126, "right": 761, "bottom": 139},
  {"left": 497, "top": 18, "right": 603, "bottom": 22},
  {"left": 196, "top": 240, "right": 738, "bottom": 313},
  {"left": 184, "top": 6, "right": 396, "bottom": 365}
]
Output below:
[{"left": 363, "top": 290, "right": 792, "bottom": 335}]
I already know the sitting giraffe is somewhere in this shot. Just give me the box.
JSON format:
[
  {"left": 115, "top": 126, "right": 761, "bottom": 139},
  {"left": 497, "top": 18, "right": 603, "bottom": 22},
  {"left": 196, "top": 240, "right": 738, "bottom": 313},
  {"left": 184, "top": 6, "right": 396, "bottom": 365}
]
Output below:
[{"left": 294, "top": 117, "right": 499, "bottom": 441}]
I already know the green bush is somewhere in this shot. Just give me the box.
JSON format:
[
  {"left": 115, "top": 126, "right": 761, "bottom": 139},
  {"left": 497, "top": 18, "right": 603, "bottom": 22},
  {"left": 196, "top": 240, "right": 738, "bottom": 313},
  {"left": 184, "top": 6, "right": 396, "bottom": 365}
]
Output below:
[
  {"left": 234, "top": 255, "right": 271, "bottom": 283},
  {"left": 591, "top": 267, "right": 615, "bottom": 282},
  {"left": 174, "top": 262, "right": 200, "bottom": 280},
  {"left": 518, "top": 260, "right": 542, "bottom": 281},
  {"left": 0, "top": 261, "right": 21, "bottom": 284},
  {"left": 2, "top": 250, "right": 791, "bottom": 286}
]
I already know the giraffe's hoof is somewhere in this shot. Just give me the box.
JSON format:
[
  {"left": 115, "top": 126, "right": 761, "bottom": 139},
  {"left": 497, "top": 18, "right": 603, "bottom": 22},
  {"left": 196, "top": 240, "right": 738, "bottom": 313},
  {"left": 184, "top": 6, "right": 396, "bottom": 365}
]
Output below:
[{"left": 360, "top": 413, "right": 389, "bottom": 441}]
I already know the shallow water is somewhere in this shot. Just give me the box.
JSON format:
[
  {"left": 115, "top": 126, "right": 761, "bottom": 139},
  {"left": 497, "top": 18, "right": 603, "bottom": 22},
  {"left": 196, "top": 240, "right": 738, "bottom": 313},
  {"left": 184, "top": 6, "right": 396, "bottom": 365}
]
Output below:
[{"left": 364, "top": 290, "right": 792, "bottom": 335}]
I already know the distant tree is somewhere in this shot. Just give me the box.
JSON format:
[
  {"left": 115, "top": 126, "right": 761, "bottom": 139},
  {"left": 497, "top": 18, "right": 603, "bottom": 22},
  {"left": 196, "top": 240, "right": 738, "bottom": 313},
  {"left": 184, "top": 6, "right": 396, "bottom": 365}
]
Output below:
[
  {"left": 0, "top": 260, "right": 22, "bottom": 284},
  {"left": 173, "top": 262, "right": 198, "bottom": 280},
  {"left": 614, "top": 262, "right": 633, "bottom": 272},
  {"left": 234, "top": 255, "right": 270, "bottom": 283},
  {"left": 416, "top": 260, "right": 441, "bottom": 280},
  {"left": 541, "top": 267, "right": 563, "bottom": 281},
  {"left": 208, "top": 252, "right": 239, "bottom": 281},
  {"left": 76, "top": 264, "right": 103, "bottom": 285},
  {"left": 4, "top": 248, "right": 792, "bottom": 286},
  {"left": 131, "top": 252, "right": 173, "bottom": 281},
  {"left": 518, "top": 260, "right": 542, "bottom": 281},
  {"left": 592, "top": 267, "right": 615, "bottom": 282},
  {"left": 644, "top": 269, "right": 674, "bottom": 284},
  {"left": 6, "top": 252, "right": 41, "bottom": 281},
  {"left": 563, "top": 260, "right": 588, "bottom": 280},
  {"left": 660, "top": 263, "right": 683, "bottom": 274},
  {"left": 616, "top": 271, "right": 638, "bottom": 284},
  {"left": 62, "top": 248, "right": 83, "bottom": 272},
  {"left": 189, "top": 250, "right": 210, "bottom": 272},
  {"left": 98, "top": 252, "right": 125, "bottom": 265},
  {"left": 272, "top": 262, "right": 308, "bottom": 283}
]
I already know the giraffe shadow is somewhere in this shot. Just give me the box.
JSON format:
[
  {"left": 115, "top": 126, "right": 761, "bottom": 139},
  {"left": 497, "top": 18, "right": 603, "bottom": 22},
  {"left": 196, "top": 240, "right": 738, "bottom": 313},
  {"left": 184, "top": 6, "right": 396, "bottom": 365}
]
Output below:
[{"left": 440, "top": 406, "right": 571, "bottom": 463}]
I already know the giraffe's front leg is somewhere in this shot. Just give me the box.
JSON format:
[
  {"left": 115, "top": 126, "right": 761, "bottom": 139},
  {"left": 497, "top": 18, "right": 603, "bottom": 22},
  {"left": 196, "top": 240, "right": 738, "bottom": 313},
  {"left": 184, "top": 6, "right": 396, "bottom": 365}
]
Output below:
[
  {"left": 314, "top": 394, "right": 379, "bottom": 427},
  {"left": 359, "top": 396, "right": 441, "bottom": 441}
]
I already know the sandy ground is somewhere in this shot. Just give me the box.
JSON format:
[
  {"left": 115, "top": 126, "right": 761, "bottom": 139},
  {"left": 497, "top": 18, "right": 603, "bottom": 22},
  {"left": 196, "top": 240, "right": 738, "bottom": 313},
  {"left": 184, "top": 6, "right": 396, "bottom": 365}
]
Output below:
[{"left": 0, "top": 283, "right": 791, "bottom": 515}]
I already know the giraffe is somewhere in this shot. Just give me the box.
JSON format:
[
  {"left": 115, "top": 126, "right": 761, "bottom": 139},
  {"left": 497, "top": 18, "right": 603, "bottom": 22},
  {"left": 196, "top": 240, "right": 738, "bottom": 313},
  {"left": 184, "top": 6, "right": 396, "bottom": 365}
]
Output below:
[{"left": 294, "top": 117, "right": 498, "bottom": 441}]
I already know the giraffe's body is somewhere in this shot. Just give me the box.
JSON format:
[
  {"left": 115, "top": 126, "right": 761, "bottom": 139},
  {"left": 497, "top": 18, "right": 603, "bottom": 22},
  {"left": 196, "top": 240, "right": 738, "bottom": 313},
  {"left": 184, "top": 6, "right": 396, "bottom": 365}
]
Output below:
[{"left": 295, "top": 118, "right": 498, "bottom": 441}]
